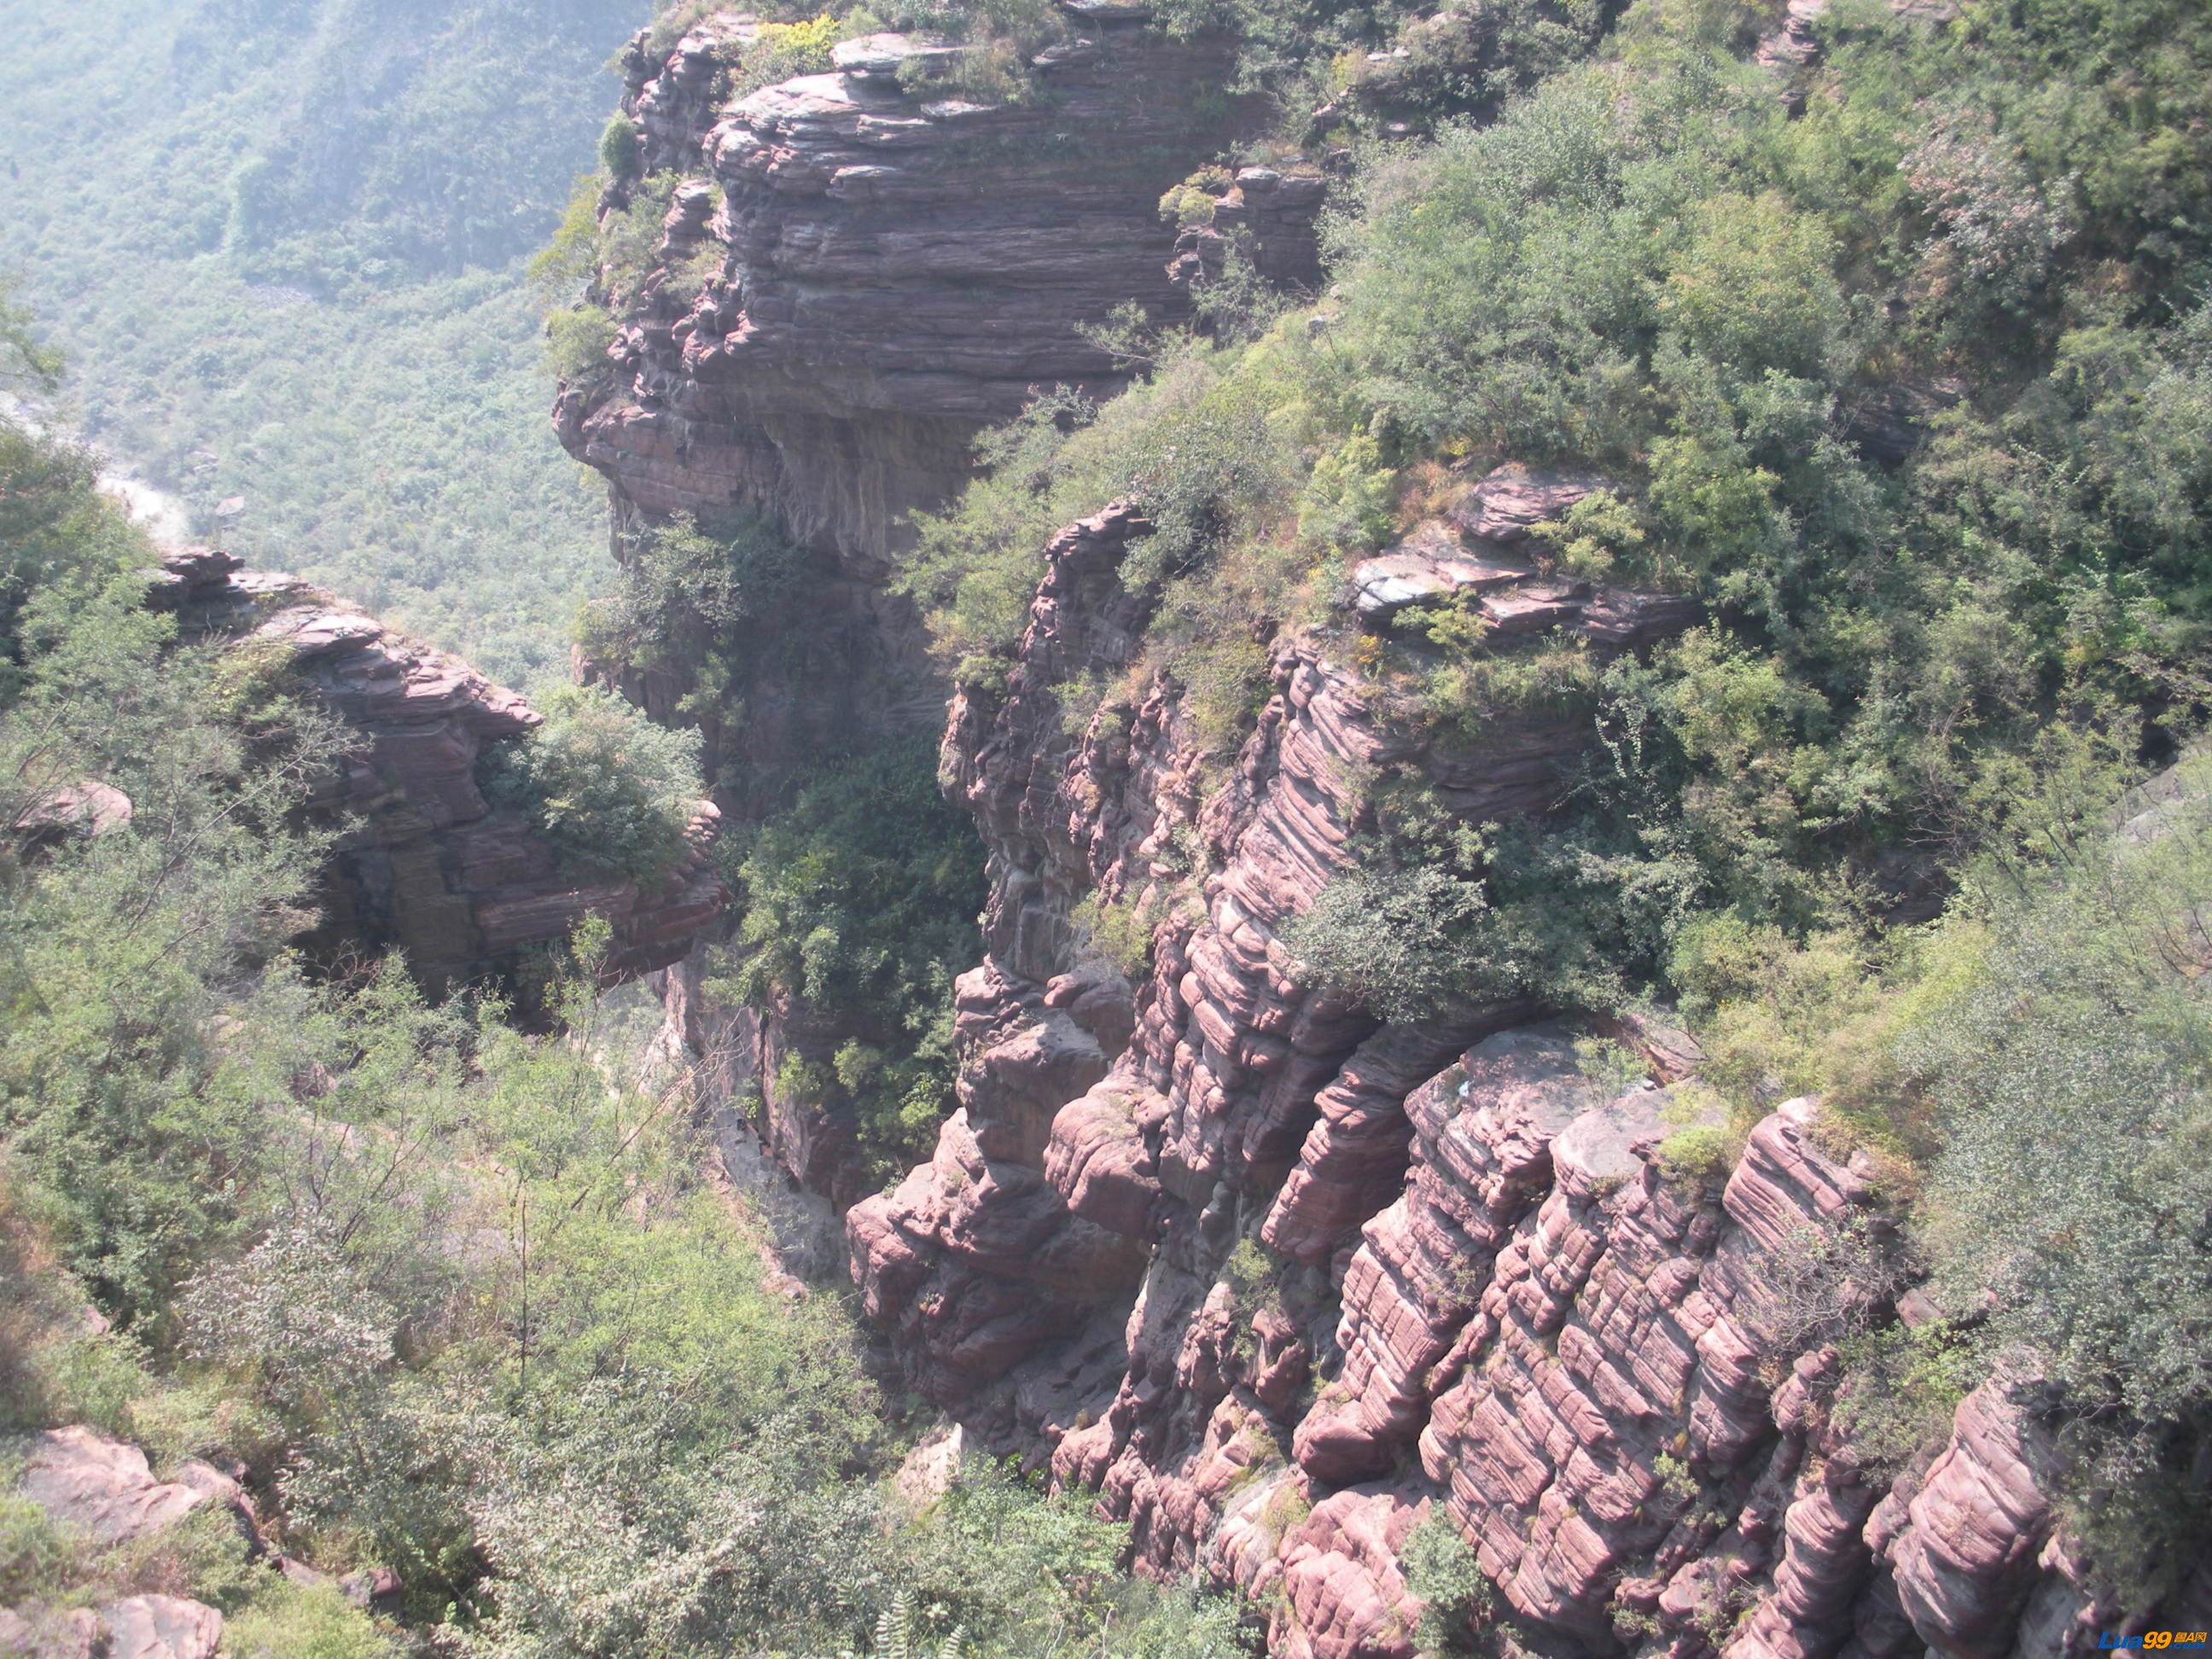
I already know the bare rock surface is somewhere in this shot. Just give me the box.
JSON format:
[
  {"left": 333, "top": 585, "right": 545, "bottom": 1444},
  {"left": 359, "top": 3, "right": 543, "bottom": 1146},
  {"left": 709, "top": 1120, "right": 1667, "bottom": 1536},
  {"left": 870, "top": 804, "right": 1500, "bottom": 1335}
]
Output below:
[
  {"left": 96, "top": 1598, "right": 222, "bottom": 1659},
  {"left": 15, "top": 1428, "right": 236, "bottom": 1546}
]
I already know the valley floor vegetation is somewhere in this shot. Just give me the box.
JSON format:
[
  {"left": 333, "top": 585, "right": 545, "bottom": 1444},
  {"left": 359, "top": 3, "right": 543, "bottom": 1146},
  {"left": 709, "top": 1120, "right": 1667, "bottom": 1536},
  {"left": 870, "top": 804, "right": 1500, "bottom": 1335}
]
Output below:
[
  {"left": 0, "top": 0, "right": 651, "bottom": 684},
  {"left": 889, "top": 0, "right": 2212, "bottom": 1603},
  {"left": 0, "top": 297, "right": 1249, "bottom": 1656}
]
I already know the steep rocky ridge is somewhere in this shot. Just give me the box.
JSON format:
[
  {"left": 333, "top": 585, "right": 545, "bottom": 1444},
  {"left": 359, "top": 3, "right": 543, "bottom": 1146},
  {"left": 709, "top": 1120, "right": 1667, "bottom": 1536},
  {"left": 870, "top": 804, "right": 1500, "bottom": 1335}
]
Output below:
[
  {"left": 557, "top": 14, "right": 2195, "bottom": 1654},
  {"left": 834, "top": 505, "right": 2163, "bottom": 1656},
  {"left": 565, "top": 9, "right": 1307, "bottom": 1190},
  {"left": 152, "top": 546, "right": 726, "bottom": 992}
]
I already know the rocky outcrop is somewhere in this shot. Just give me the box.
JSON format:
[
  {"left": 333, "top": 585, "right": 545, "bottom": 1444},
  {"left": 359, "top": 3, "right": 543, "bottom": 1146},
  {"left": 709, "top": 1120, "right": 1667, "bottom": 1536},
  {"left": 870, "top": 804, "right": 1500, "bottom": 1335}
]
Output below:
[
  {"left": 16, "top": 1427, "right": 252, "bottom": 1548},
  {"left": 1166, "top": 161, "right": 1331, "bottom": 304},
  {"left": 566, "top": 7, "right": 1250, "bottom": 562},
  {"left": 3, "top": 1429, "right": 245, "bottom": 1659},
  {"left": 153, "top": 546, "right": 725, "bottom": 991},
  {"left": 0, "top": 1596, "right": 223, "bottom": 1659},
  {"left": 558, "top": 9, "right": 1297, "bottom": 1190},
  {"left": 830, "top": 501, "right": 2116, "bottom": 1659},
  {"left": 563, "top": 17, "right": 2121, "bottom": 1656}
]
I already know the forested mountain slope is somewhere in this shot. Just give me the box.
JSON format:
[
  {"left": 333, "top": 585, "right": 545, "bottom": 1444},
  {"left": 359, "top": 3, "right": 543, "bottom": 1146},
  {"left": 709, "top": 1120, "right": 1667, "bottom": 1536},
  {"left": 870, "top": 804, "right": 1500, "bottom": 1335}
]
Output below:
[{"left": 0, "top": 0, "right": 647, "bottom": 681}]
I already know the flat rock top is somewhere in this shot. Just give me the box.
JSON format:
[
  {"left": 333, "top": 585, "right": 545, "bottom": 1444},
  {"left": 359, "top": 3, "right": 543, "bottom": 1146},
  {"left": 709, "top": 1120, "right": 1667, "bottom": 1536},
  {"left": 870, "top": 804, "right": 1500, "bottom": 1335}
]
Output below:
[
  {"left": 14, "top": 1426, "right": 232, "bottom": 1545},
  {"left": 1447, "top": 463, "right": 1616, "bottom": 544},
  {"left": 1551, "top": 1089, "right": 1670, "bottom": 1196},
  {"left": 833, "top": 32, "right": 968, "bottom": 79},
  {"left": 1348, "top": 524, "right": 1533, "bottom": 620}
]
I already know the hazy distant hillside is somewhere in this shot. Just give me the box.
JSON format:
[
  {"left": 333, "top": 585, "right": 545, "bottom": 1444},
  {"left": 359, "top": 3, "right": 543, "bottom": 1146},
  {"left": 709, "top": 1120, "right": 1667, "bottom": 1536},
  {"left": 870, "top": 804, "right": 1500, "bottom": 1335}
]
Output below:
[{"left": 0, "top": 0, "right": 647, "bottom": 679}]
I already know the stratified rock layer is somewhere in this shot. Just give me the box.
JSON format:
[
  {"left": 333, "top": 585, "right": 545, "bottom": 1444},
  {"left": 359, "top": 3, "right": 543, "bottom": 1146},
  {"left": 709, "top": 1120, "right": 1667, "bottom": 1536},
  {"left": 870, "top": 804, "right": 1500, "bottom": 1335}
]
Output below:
[
  {"left": 154, "top": 547, "right": 725, "bottom": 990},
  {"left": 839, "top": 508, "right": 2123, "bottom": 1659},
  {"left": 565, "top": 9, "right": 1247, "bottom": 561}
]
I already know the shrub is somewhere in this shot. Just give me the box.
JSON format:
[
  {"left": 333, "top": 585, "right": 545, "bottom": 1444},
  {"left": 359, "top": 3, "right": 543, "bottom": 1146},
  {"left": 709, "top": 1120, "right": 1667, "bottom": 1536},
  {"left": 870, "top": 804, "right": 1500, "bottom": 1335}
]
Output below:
[
  {"left": 1831, "top": 1320, "right": 1983, "bottom": 1479},
  {"left": 711, "top": 741, "right": 985, "bottom": 1177},
  {"left": 544, "top": 304, "right": 616, "bottom": 385},
  {"left": 1399, "top": 1512, "right": 1493, "bottom": 1651},
  {"left": 0, "top": 1487, "right": 69, "bottom": 1606},
  {"left": 479, "top": 683, "right": 705, "bottom": 884},
  {"left": 1072, "top": 888, "right": 1159, "bottom": 978},
  {"left": 585, "top": 510, "right": 806, "bottom": 669},
  {"left": 597, "top": 114, "right": 642, "bottom": 182}
]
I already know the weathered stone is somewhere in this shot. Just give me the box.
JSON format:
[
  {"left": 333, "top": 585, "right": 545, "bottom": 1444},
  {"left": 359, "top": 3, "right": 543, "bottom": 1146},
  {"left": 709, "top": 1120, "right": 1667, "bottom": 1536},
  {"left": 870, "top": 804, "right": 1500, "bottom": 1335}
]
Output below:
[
  {"left": 157, "top": 556, "right": 725, "bottom": 992},
  {"left": 96, "top": 1598, "right": 222, "bottom": 1659}
]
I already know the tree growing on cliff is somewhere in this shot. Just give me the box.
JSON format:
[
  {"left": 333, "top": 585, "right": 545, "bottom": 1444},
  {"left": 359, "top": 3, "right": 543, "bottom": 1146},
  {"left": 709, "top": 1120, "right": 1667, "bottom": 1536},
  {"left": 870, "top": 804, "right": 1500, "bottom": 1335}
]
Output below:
[{"left": 479, "top": 684, "right": 707, "bottom": 886}]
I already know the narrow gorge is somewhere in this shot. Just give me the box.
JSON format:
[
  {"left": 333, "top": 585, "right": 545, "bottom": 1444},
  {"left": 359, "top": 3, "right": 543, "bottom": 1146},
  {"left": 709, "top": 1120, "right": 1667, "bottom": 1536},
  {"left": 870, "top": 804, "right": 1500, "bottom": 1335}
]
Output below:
[
  {"left": 6, "top": 0, "right": 2208, "bottom": 1653},
  {"left": 544, "top": 6, "right": 2210, "bottom": 1655}
]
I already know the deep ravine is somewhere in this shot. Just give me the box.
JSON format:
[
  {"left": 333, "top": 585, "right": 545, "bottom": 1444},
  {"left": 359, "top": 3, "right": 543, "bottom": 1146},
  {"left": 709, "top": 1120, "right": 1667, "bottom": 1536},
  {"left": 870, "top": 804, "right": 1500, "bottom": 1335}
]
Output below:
[{"left": 541, "top": 10, "right": 2207, "bottom": 1657}]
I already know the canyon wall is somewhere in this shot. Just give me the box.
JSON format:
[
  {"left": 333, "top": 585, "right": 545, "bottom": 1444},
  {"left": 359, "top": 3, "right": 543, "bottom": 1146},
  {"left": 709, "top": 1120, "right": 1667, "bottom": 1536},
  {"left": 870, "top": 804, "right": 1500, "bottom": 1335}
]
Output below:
[
  {"left": 551, "top": 17, "right": 2203, "bottom": 1655},
  {"left": 154, "top": 546, "right": 725, "bottom": 991},
  {"left": 838, "top": 504, "right": 2171, "bottom": 1656},
  {"left": 564, "top": 7, "right": 1320, "bottom": 1187},
  {"left": 552, "top": 7, "right": 1286, "bottom": 780}
]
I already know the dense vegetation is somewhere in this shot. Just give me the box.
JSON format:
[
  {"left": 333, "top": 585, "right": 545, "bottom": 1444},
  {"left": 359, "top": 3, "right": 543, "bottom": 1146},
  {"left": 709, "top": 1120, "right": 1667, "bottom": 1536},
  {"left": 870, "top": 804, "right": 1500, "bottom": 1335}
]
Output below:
[
  {"left": 712, "top": 740, "right": 987, "bottom": 1185},
  {"left": 0, "top": 300, "right": 1244, "bottom": 1656},
  {"left": 897, "top": 0, "right": 2212, "bottom": 1597},
  {"left": 0, "top": 0, "right": 648, "bottom": 682}
]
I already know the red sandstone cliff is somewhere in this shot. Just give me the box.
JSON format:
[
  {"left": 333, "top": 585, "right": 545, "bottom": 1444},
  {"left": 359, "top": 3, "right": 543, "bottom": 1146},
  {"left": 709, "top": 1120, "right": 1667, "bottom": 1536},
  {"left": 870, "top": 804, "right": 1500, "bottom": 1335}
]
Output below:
[
  {"left": 838, "top": 504, "right": 2156, "bottom": 1658},
  {"left": 557, "top": 9, "right": 1320, "bottom": 1190},
  {"left": 548, "top": 21, "right": 2191, "bottom": 1654}
]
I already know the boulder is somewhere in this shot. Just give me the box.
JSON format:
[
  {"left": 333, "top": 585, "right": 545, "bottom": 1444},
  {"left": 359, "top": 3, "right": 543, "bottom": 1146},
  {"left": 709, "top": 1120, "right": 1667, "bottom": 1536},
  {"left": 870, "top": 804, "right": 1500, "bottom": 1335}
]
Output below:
[
  {"left": 1446, "top": 463, "right": 1615, "bottom": 546},
  {"left": 96, "top": 1598, "right": 222, "bottom": 1659},
  {"left": 16, "top": 1429, "right": 236, "bottom": 1546}
]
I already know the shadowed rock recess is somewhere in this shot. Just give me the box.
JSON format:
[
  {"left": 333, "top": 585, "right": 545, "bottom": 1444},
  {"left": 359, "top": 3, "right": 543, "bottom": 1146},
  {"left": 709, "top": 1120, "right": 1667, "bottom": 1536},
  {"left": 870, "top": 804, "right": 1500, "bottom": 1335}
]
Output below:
[{"left": 560, "top": 15, "right": 2163, "bottom": 1659}]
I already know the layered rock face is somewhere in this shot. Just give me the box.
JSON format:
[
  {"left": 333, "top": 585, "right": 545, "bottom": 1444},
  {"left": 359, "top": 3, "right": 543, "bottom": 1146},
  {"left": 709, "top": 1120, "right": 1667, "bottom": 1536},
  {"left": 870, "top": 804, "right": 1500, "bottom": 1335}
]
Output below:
[
  {"left": 560, "top": 11, "right": 1274, "bottom": 1186},
  {"left": 840, "top": 509, "right": 2128, "bottom": 1658},
  {"left": 154, "top": 547, "right": 725, "bottom": 991},
  {"left": 562, "top": 20, "right": 2142, "bottom": 1654},
  {"left": 565, "top": 10, "right": 1247, "bottom": 559},
  {"left": 554, "top": 8, "right": 1258, "bottom": 794}
]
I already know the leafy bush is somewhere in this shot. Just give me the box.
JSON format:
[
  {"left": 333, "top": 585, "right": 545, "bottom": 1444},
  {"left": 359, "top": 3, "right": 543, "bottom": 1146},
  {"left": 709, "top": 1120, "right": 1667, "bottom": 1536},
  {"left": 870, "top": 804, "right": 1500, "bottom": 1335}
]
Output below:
[
  {"left": 581, "top": 510, "right": 806, "bottom": 669},
  {"left": 1399, "top": 1511, "right": 1493, "bottom": 1652},
  {"left": 711, "top": 741, "right": 986, "bottom": 1176},
  {"left": 544, "top": 303, "right": 618, "bottom": 386},
  {"left": 479, "top": 684, "right": 706, "bottom": 885},
  {"left": 597, "top": 113, "right": 643, "bottom": 182},
  {"left": 1898, "top": 759, "right": 2212, "bottom": 1597},
  {"left": 0, "top": 1487, "right": 69, "bottom": 1607}
]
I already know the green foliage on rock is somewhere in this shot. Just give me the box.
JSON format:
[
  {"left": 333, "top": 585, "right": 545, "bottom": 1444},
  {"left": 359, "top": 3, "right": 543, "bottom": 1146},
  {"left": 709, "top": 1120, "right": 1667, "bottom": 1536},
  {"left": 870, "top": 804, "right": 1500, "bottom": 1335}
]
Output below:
[
  {"left": 713, "top": 740, "right": 987, "bottom": 1178},
  {"left": 479, "top": 682, "right": 707, "bottom": 884},
  {"left": 1399, "top": 1510, "right": 1494, "bottom": 1653},
  {"left": 579, "top": 510, "right": 806, "bottom": 669},
  {"left": 0, "top": 412, "right": 1243, "bottom": 1654}
]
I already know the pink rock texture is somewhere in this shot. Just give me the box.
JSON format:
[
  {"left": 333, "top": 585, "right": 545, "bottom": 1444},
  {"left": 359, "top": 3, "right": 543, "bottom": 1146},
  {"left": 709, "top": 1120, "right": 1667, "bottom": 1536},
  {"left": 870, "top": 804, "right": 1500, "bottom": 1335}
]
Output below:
[
  {"left": 830, "top": 503, "right": 2107, "bottom": 1659},
  {"left": 567, "top": 13, "right": 1249, "bottom": 557},
  {"left": 153, "top": 547, "right": 726, "bottom": 991},
  {"left": 1272, "top": 1487, "right": 1430, "bottom": 1659},
  {"left": 96, "top": 1597, "right": 223, "bottom": 1659},
  {"left": 1873, "top": 1361, "right": 2062, "bottom": 1659},
  {"left": 17, "top": 1428, "right": 239, "bottom": 1546}
]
